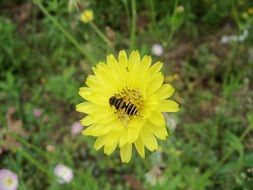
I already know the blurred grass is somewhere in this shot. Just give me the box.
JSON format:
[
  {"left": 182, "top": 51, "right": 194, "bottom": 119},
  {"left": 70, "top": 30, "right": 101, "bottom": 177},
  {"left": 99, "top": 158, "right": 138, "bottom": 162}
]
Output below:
[{"left": 0, "top": 0, "right": 253, "bottom": 189}]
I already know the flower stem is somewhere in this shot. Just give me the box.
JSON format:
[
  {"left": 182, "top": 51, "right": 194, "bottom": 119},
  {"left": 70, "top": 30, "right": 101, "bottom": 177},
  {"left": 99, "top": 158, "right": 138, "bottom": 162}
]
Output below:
[
  {"left": 33, "top": 0, "right": 97, "bottom": 65},
  {"left": 7, "top": 132, "right": 55, "bottom": 179},
  {"left": 8, "top": 131, "right": 49, "bottom": 158},
  {"left": 167, "top": 0, "right": 179, "bottom": 46},
  {"left": 130, "top": 0, "right": 137, "bottom": 50},
  {"left": 122, "top": 0, "right": 131, "bottom": 32},
  {"left": 17, "top": 149, "right": 51, "bottom": 176},
  {"left": 89, "top": 22, "right": 112, "bottom": 47},
  {"left": 148, "top": 0, "right": 157, "bottom": 29}
]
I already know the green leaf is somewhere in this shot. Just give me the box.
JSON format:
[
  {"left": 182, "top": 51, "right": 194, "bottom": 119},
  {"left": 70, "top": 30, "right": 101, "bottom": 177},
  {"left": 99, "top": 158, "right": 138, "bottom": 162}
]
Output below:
[{"left": 225, "top": 131, "right": 244, "bottom": 158}]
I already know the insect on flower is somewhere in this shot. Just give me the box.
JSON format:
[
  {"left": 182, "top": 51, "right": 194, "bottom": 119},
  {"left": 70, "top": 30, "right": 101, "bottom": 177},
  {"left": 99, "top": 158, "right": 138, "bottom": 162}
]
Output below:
[
  {"left": 76, "top": 50, "right": 179, "bottom": 163},
  {"left": 109, "top": 89, "right": 141, "bottom": 116}
]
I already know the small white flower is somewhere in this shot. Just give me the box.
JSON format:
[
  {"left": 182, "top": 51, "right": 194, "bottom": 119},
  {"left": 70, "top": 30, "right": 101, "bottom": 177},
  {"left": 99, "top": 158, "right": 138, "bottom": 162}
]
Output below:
[
  {"left": 0, "top": 169, "right": 18, "bottom": 190},
  {"left": 152, "top": 44, "right": 164, "bottom": 56},
  {"left": 54, "top": 164, "right": 73, "bottom": 184},
  {"left": 238, "top": 29, "right": 248, "bottom": 42},
  {"left": 220, "top": 29, "right": 249, "bottom": 44},
  {"left": 220, "top": 36, "right": 230, "bottom": 44},
  {"left": 71, "top": 121, "right": 83, "bottom": 136},
  {"left": 33, "top": 108, "right": 42, "bottom": 118}
]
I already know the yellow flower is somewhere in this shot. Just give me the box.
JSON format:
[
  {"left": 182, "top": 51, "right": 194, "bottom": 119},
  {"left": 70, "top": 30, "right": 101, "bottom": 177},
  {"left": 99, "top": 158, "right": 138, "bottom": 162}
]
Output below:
[
  {"left": 76, "top": 50, "right": 179, "bottom": 163},
  {"left": 80, "top": 9, "right": 94, "bottom": 23}
]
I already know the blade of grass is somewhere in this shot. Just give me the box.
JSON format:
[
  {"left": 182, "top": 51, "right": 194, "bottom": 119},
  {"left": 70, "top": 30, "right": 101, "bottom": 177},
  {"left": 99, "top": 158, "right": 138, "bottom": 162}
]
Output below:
[
  {"left": 167, "top": 0, "right": 179, "bottom": 46},
  {"left": 130, "top": 0, "right": 137, "bottom": 50},
  {"left": 17, "top": 148, "right": 54, "bottom": 179},
  {"left": 223, "top": 0, "right": 240, "bottom": 90},
  {"left": 148, "top": 0, "right": 157, "bottom": 30},
  {"left": 19, "top": 180, "right": 28, "bottom": 190},
  {"left": 122, "top": 0, "right": 131, "bottom": 32},
  {"left": 33, "top": 0, "right": 97, "bottom": 65},
  {"left": 8, "top": 132, "right": 49, "bottom": 159},
  {"left": 89, "top": 22, "right": 112, "bottom": 47}
]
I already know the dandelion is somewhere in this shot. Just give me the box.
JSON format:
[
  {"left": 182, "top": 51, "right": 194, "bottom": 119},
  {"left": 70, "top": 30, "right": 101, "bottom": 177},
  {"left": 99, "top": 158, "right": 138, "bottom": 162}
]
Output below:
[
  {"left": 0, "top": 169, "right": 18, "bottom": 190},
  {"left": 80, "top": 9, "right": 94, "bottom": 23},
  {"left": 76, "top": 50, "right": 179, "bottom": 163},
  {"left": 151, "top": 44, "right": 164, "bottom": 56},
  {"left": 71, "top": 121, "right": 83, "bottom": 136},
  {"left": 54, "top": 164, "right": 73, "bottom": 184}
]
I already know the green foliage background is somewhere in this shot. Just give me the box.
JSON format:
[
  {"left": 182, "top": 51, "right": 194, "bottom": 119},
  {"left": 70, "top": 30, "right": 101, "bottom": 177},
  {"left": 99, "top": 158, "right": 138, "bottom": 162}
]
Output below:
[{"left": 0, "top": 0, "right": 253, "bottom": 189}]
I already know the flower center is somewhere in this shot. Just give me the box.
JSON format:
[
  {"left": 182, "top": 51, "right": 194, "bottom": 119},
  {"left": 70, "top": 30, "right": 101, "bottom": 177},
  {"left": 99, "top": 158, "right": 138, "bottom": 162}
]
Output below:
[
  {"left": 109, "top": 87, "right": 144, "bottom": 123},
  {"left": 4, "top": 177, "right": 14, "bottom": 187}
]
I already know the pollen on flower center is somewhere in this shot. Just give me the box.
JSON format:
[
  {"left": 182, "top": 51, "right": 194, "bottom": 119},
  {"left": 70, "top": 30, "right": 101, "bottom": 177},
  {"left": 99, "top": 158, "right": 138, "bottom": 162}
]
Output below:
[
  {"left": 109, "top": 86, "right": 144, "bottom": 122},
  {"left": 4, "top": 178, "right": 14, "bottom": 186}
]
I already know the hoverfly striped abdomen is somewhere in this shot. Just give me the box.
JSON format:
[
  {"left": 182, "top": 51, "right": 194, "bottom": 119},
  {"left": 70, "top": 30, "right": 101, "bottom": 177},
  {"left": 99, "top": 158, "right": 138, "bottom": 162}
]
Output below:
[{"left": 109, "top": 96, "right": 138, "bottom": 116}]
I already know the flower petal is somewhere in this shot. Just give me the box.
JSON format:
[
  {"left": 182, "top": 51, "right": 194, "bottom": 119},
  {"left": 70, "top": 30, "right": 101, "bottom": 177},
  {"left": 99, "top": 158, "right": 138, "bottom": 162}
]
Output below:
[
  {"left": 94, "top": 135, "right": 107, "bottom": 150},
  {"left": 148, "top": 111, "right": 165, "bottom": 126},
  {"left": 120, "top": 143, "right": 132, "bottom": 163},
  {"left": 107, "top": 119, "right": 124, "bottom": 131},
  {"left": 158, "top": 100, "right": 180, "bottom": 112},
  {"left": 127, "top": 118, "right": 145, "bottom": 143},
  {"left": 147, "top": 73, "right": 164, "bottom": 95},
  {"left": 86, "top": 75, "right": 102, "bottom": 89},
  {"left": 146, "top": 120, "right": 168, "bottom": 140},
  {"left": 140, "top": 55, "right": 152, "bottom": 73},
  {"left": 80, "top": 115, "right": 93, "bottom": 126},
  {"left": 128, "top": 50, "right": 140, "bottom": 71},
  {"left": 134, "top": 136, "right": 145, "bottom": 158},
  {"left": 90, "top": 110, "right": 116, "bottom": 124},
  {"left": 149, "top": 61, "right": 163, "bottom": 74},
  {"left": 156, "top": 84, "right": 175, "bottom": 100},
  {"left": 104, "top": 141, "right": 118, "bottom": 155},
  {"left": 105, "top": 132, "right": 120, "bottom": 146},
  {"left": 106, "top": 54, "right": 127, "bottom": 89},
  {"left": 140, "top": 127, "right": 158, "bottom": 151},
  {"left": 82, "top": 123, "right": 114, "bottom": 136},
  {"left": 119, "top": 127, "right": 128, "bottom": 147},
  {"left": 118, "top": 50, "right": 128, "bottom": 67},
  {"left": 94, "top": 62, "right": 122, "bottom": 92},
  {"left": 76, "top": 102, "right": 96, "bottom": 114},
  {"left": 79, "top": 87, "right": 91, "bottom": 100}
]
